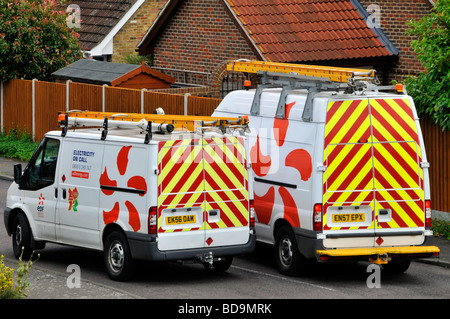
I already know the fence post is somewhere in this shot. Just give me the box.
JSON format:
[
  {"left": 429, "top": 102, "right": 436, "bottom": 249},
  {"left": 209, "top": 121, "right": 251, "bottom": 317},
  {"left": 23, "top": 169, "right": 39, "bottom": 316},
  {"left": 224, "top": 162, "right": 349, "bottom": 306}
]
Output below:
[
  {"left": 66, "top": 80, "right": 71, "bottom": 112},
  {"left": 184, "top": 93, "right": 190, "bottom": 115},
  {"left": 0, "top": 81, "right": 3, "bottom": 134},
  {"left": 32, "top": 79, "right": 37, "bottom": 141},
  {"left": 141, "top": 88, "right": 146, "bottom": 114},
  {"left": 102, "top": 84, "right": 107, "bottom": 112}
]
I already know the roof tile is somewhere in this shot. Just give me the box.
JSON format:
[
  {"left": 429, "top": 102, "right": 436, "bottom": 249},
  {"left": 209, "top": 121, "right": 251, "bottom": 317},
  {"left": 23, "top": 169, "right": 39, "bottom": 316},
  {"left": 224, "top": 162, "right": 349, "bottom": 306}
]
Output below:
[
  {"left": 225, "top": 0, "right": 393, "bottom": 63},
  {"left": 68, "top": 0, "right": 137, "bottom": 50}
]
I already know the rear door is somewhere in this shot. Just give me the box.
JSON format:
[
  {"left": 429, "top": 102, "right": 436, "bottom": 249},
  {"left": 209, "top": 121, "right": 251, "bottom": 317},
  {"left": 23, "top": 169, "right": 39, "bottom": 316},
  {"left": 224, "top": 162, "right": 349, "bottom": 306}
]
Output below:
[
  {"left": 157, "top": 136, "right": 249, "bottom": 251},
  {"left": 203, "top": 136, "right": 250, "bottom": 247},
  {"left": 370, "top": 98, "right": 425, "bottom": 246},
  {"left": 322, "top": 97, "right": 425, "bottom": 247}
]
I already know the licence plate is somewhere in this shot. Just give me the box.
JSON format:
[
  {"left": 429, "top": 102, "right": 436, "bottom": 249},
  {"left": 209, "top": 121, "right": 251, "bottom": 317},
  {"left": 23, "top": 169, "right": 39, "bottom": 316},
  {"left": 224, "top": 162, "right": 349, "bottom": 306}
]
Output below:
[
  {"left": 166, "top": 215, "right": 196, "bottom": 225},
  {"left": 332, "top": 213, "right": 365, "bottom": 223}
]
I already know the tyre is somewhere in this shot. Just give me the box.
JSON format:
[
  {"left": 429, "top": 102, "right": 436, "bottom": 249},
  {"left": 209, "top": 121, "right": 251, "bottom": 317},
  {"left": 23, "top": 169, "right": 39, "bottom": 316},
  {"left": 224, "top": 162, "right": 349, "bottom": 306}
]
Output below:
[
  {"left": 275, "top": 225, "right": 307, "bottom": 276},
  {"left": 104, "top": 230, "right": 135, "bottom": 281},
  {"left": 382, "top": 259, "right": 411, "bottom": 273},
  {"left": 203, "top": 256, "right": 233, "bottom": 272},
  {"left": 12, "top": 213, "right": 33, "bottom": 260}
]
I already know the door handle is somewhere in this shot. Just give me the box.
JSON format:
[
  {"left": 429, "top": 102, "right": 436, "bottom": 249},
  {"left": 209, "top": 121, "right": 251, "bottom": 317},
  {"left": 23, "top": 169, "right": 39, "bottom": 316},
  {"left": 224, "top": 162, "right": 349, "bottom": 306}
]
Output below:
[
  {"left": 55, "top": 187, "right": 58, "bottom": 198},
  {"left": 208, "top": 209, "right": 219, "bottom": 216},
  {"left": 62, "top": 188, "right": 67, "bottom": 199}
]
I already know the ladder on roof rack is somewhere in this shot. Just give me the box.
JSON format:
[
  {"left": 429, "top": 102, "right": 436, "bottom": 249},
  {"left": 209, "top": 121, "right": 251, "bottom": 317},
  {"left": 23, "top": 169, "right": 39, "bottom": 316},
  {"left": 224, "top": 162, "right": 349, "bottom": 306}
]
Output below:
[
  {"left": 227, "top": 60, "right": 380, "bottom": 122},
  {"left": 58, "top": 111, "right": 249, "bottom": 143},
  {"left": 227, "top": 60, "right": 378, "bottom": 84}
]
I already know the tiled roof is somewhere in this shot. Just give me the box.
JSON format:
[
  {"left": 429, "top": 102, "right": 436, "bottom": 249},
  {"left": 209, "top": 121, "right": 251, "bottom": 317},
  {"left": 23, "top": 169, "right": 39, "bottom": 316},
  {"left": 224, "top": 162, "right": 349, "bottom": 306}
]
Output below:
[
  {"left": 223, "top": 0, "right": 395, "bottom": 63},
  {"left": 70, "top": 0, "right": 137, "bottom": 50}
]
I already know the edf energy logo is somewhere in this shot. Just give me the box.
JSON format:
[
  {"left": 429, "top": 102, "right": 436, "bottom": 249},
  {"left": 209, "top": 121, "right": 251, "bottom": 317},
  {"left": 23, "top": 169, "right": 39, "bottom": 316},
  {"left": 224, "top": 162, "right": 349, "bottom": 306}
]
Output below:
[{"left": 37, "top": 193, "right": 45, "bottom": 217}]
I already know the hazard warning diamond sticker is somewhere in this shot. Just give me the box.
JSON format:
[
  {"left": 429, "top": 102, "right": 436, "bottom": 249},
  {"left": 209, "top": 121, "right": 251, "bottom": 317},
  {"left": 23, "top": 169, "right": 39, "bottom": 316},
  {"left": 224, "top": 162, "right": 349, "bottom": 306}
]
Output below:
[
  {"left": 206, "top": 237, "right": 213, "bottom": 246},
  {"left": 376, "top": 236, "right": 384, "bottom": 246}
]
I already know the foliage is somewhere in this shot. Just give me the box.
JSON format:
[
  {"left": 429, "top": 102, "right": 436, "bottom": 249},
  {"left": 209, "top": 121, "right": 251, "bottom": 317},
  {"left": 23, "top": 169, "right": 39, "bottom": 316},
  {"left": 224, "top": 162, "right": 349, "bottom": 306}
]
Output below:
[
  {"left": 0, "top": 0, "right": 82, "bottom": 82},
  {"left": 406, "top": 0, "right": 450, "bottom": 131},
  {"left": 432, "top": 220, "right": 450, "bottom": 240},
  {"left": 123, "top": 54, "right": 154, "bottom": 66},
  {"left": 0, "top": 251, "right": 39, "bottom": 299},
  {"left": 0, "top": 128, "right": 39, "bottom": 161}
]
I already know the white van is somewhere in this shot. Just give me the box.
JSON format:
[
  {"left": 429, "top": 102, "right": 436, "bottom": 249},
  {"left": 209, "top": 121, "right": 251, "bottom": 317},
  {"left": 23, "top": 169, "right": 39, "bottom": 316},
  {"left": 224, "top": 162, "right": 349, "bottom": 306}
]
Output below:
[
  {"left": 212, "top": 61, "right": 440, "bottom": 275},
  {"left": 4, "top": 112, "right": 255, "bottom": 280}
]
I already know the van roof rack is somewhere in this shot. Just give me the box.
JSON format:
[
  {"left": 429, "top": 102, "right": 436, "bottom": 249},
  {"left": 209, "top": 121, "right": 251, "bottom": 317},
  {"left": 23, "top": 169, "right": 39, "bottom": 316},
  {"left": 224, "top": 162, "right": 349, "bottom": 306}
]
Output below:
[
  {"left": 226, "top": 60, "right": 406, "bottom": 122},
  {"left": 228, "top": 60, "right": 378, "bottom": 84},
  {"left": 58, "top": 111, "right": 249, "bottom": 143}
]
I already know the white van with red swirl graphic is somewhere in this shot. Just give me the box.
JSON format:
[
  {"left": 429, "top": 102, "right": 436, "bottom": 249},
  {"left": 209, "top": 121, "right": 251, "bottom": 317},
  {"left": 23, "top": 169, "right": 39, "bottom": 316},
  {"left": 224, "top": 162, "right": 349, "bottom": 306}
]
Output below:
[
  {"left": 213, "top": 61, "right": 439, "bottom": 276},
  {"left": 4, "top": 111, "right": 255, "bottom": 281}
]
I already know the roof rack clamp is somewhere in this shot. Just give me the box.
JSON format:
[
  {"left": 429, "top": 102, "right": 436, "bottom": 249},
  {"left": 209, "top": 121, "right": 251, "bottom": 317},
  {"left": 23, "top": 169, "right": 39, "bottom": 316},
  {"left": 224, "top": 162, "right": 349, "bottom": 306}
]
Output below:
[
  {"left": 101, "top": 118, "right": 108, "bottom": 140},
  {"left": 301, "top": 87, "right": 319, "bottom": 122}
]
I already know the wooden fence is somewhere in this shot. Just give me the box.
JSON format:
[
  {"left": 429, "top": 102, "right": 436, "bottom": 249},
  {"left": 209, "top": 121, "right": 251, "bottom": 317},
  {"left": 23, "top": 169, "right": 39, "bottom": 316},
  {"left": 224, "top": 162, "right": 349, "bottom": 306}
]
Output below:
[
  {"left": 420, "top": 118, "right": 450, "bottom": 213},
  {"left": 0, "top": 79, "right": 448, "bottom": 213},
  {"left": 0, "top": 79, "right": 222, "bottom": 141}
]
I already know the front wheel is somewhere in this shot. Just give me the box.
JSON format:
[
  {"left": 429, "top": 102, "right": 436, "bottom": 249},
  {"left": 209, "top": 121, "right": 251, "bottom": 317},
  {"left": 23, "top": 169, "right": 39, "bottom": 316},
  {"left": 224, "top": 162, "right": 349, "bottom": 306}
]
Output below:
[
  {"left": 104, "top": 230, "right": 135, "bottom": 281},
  {"left": 12, "top": 213, "right": 33, "bottom": 260},
  {"left": 275, "top": 226, "right": 308, "bottom": 276}
]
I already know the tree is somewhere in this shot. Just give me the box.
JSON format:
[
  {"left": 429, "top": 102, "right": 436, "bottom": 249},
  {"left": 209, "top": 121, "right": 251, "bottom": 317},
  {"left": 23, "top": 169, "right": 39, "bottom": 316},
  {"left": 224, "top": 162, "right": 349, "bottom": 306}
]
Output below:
[
  {"left": 0, "top": 0, "right": 82, "bottom": 82},
  {"left": 406, "top": 0, "right": 450, "bottom": 131}
]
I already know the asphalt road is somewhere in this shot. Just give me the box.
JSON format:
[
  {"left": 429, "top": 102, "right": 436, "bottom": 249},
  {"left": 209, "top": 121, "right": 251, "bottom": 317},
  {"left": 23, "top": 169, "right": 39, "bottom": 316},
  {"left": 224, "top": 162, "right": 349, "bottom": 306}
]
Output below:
[{"left": 1, "top": 178, "right": 449, "bottom": 301}]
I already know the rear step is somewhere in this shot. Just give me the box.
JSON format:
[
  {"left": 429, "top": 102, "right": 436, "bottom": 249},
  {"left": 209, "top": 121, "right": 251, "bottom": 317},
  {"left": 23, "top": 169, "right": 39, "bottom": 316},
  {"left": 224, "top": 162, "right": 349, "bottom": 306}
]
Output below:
[{"left": 317, "top": 246, "right": 440, "bottom": 264}]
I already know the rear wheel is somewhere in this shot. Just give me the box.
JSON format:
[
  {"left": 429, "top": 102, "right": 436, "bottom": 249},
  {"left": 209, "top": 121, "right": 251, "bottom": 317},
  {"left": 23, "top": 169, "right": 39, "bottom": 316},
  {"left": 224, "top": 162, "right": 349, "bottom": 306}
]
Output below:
[
  {"left": 104, "top": 230, "right": 135, "bottom": 281},
  {"left": 203, "top": 256, "right": 233, "bottom": 272},
  {"left": 382, "top": 259, "right": 411, "bottom": 273},
  {"left": 275, "top": 226, "right": 308, "bottom": 276}
]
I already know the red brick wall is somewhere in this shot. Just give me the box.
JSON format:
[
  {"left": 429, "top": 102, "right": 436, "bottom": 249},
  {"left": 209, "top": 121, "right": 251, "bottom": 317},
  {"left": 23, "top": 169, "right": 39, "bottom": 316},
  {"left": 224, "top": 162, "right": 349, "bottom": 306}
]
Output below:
[
  {"left": 359, "top": 0, "right": 432, "bottom": 82},
  {"left": 152, "top": 0, "right": 256, "bottom": 74}
]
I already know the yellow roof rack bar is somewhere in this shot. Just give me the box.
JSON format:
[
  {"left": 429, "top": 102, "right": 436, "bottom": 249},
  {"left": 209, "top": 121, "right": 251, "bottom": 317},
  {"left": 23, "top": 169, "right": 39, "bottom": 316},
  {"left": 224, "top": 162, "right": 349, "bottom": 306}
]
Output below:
[
  {"left": 227, "top": 60, "right": 377, "bottom": 83},
  {"left": 58, "top": 111, "right": 249, "bottom": 132}
]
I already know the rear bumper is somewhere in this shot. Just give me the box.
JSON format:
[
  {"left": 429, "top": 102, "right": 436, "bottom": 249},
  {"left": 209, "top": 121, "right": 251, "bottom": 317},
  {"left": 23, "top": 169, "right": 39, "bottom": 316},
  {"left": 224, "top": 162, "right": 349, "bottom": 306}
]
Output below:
[
  {"left": 126, "top": 231, "right": 256, "bottom": 262},
  {"left": 316, "top": 245, "right": 440, "bottom": 264}
]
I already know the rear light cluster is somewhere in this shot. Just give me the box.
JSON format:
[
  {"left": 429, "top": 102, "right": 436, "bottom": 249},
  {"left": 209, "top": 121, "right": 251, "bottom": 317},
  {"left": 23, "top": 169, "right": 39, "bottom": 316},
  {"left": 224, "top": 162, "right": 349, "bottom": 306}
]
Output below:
[
  {"left": 313, "top": 203, "right": 323, "bottom": 231},
  {"left": 148, "top": 206, "right": 158, "bottom": 234},
  {"left": 425, "top": 200, "right": 432, "bottom": 228},
  {"left": 249, "top": 199, "right": 255, "bottom": 228}
]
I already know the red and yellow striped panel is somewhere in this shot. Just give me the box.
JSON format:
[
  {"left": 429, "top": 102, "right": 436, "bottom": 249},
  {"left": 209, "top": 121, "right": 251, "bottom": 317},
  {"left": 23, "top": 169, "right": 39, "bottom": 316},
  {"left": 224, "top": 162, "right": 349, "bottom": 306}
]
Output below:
[
  {"left": 323, "top": 98, "right": 424, "bottom": 231},
  {"left": 203, "top": 137, "right": 249, "bottom": 229},
  {"left": 157, "top": 137, "right": 249, "bottom": 233},
  {"left": 371, "top": 98, "right": 424, "bottom": 229}
]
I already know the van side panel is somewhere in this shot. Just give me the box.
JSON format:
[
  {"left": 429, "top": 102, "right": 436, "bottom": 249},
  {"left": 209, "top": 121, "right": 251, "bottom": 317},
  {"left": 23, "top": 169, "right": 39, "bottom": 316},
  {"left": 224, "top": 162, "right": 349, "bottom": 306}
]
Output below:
[
  {"left": 57, "top": 139, "right": 104, "bottom": 248},
  {"left": 99, "top": 143, "right": 149, "bottom": 234}
]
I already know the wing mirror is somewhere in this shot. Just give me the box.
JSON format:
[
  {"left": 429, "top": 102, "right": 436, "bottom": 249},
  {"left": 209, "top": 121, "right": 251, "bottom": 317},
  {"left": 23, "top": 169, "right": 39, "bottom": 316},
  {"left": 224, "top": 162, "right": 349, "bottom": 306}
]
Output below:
[{"left": 13, "top": 164, "right": 22, "bottom": 184}]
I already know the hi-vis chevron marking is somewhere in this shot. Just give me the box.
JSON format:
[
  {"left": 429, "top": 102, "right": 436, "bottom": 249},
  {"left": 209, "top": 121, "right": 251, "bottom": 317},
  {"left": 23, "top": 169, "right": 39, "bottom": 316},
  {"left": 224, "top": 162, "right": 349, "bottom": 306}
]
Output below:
[
  {"left": 158, "top": 137, "right": 249, "bottom": 233},
  {"left": 323, "top": 98, "right": 425, "bottom": 231}
]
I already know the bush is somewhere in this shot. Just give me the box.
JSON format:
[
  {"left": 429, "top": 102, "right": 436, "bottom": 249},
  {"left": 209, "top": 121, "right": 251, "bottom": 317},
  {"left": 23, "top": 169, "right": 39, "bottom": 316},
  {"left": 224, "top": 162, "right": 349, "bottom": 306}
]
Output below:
[
  {"left": 406, "top": 1, "right": 450, "bottom": 131},
  {"left": 0, "top": 251, "right": 39, "bottom": 299},
  {"left": 0, "top": 129, "right": 39, "bottom": 161},
  {"left": 0, "top": 0, "right": 82, "bottom": 82}
]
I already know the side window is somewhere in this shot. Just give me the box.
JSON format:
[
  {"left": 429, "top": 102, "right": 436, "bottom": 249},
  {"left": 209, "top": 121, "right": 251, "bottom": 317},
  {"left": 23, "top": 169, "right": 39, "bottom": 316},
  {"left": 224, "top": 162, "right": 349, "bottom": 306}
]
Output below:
[{"left": 24, "top": 138, "right": 60, "bottom": 190}]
